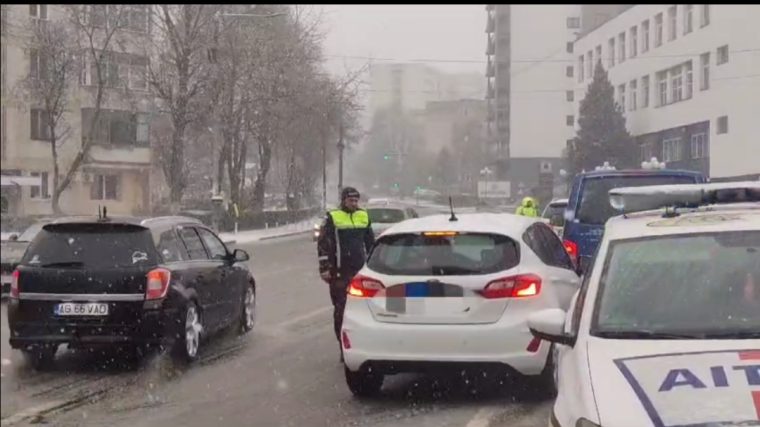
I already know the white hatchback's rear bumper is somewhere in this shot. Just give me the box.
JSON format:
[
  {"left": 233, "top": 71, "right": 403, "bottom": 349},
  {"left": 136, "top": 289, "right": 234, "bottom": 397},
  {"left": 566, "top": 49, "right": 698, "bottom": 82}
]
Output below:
[{"left": 342, "top": 298, "right": 550, "bottom": 376}]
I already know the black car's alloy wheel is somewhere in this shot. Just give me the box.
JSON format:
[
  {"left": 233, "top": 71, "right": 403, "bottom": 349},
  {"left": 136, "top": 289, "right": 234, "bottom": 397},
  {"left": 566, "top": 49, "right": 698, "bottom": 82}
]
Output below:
[
  {"left": 173, "top": 302, "right": 202, "bottom": 363},
  {"left": 240, "top": 284, "right": 256, "bottom": 334}
]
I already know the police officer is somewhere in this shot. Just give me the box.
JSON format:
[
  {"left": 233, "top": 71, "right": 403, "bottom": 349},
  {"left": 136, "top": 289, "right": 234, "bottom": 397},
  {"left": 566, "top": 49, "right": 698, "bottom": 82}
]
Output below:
[
  {"left": 515, "top": 196, "right": 540, "bottom": 217},
  {"left": 317, "top": 187, "right": 375, "bottom": 361}
]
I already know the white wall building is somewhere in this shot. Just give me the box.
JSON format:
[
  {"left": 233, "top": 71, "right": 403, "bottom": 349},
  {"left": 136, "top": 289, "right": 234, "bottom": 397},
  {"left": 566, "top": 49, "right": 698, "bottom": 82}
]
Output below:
[
  {"left": 573, "top": 4, "right": 760, "bottom": 179},
  {"left": 509, "top": 5, "right": 582, "bottom": 159}
]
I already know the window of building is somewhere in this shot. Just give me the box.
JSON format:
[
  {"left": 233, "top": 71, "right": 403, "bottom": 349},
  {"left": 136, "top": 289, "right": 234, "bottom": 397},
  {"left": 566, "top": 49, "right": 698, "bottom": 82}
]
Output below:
[
  {"left": 618, "top": 32, "right": 626, "bottom": 63},
  {"left": 690, "top": 133, "right": 708, "bottom": 159},
  {"left": 662, "top": 138, "right": 682, "bottom": 162},
  {"left": 668, "top": 6, "right": 677, "bottom": 41},
  {"left": 717, "top": 45, "right": 729, "bottom": 65},
  {"left": 566, "top": 90, "right": 574, "bottom": 102},
  {"left": 566, "top": 42, "right": 574, "bottom": 53},
  {"left": 618, "top": 84, "right": 626, "bottom": 110},
  {"left": 81, "top": 109, "right": 150, "bottom": 146},
  {"left": 125, "top": 5, "right": 149, "bottom": 33},
  {"left": 671, "top": 67, "right": 683, "bottom": 103},
  {"left": 684, "top": 61, "right": 693, "bottom": 99},
  {"left": 81, "top": 52, "right": 149, "bottom": 89},
  {"left": 717, "top": 116, "right": 728, "bottom": 134},
  {"left": 567, "top": 17, "right": 580, "bottom": 29},
  {"left": 629, "top": 80, "right": 638, "bottom": 111},
  {"left": 700, "top": 52, "right": 710, "bottom": 90},
  {"left": 30, "top": 109, "right": 52, "bottom": 141},
  {"left": 595, "top": 45, "right": 602, "bottom": 66},
  {"left": 655, "top": 13, "right": 664, "bottom": 47},
  {"left": 566, "top": 115, "right": 574, "bottom": 126},
  {"left": 577, "top": 55, "right": 583, "bottom": 81},
  {"left": 29, "top": 4, "right": 48, "bottom": 19},
  {"left": 630, "top": 26, "right": 638, "bottom": 57},
  {"left": 700, "top": 5, "right": 710, "bottom": 27},
  {"left": 683, "top": 5, "right": 693, "bottom": 34},
  {"left": 641, "top": 75, "right": 650, "bottom": 108},
  {"left": 586, "top": 50, "right": 593, "bottom": 78},
  {"left": 608, "top": 37, "right": 615, "bottom": 67},
  {"left": 567, "top": 65, "right": 574, "bottom": 78},
  {"left": 30, "top": 171, "right": 49, "bottom": 199},
  {"left": 87, "top": 5, "right": 148, "bottom": 33},
  {"left": 657, "top": 71, "right": 668, "bottom": 106},
  {"left": 91, "top": 174, "right": 120, "bottom": 200},
  {"left": 641, "top": 20, "right": 650, "bottom": 53},
  {"left": 29, "top": 49, "right": 48, "bottom": 80}
]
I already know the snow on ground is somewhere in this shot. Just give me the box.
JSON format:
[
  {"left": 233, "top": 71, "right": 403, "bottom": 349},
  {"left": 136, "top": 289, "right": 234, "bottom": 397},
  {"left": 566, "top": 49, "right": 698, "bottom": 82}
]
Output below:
[{"left": 218, "top": 217, "right": 320, "bottom": 244}]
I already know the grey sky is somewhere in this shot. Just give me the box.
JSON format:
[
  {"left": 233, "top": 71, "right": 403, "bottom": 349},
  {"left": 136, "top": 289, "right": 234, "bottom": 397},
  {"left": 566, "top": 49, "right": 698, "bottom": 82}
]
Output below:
[{"left": 319, "top": 5, "right": 486, "bottom": 75}]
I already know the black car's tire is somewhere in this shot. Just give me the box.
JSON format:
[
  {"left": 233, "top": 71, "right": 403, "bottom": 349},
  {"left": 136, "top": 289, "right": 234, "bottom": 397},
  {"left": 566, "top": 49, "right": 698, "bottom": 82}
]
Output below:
[
  {"left": 22, "top": 344, "right": 58, "bottom": 371},
  {"left": 172, "top": 302, "right": 202, "bottom": 363},
  {"left": 239, "top": 283, "right": 256, "bottom": 334},
  {"left": 345, "top": 366, "right": 384, "bottom": 398}
]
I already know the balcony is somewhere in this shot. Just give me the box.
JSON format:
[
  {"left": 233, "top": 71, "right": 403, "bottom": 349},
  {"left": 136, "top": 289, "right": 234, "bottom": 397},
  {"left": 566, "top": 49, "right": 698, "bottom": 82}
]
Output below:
[
  {"left": 486, "top": 36, "right": 495, "bottom": 55},
  {"left": 486, "top": 59, "right": 495, "bottom": 77},
  {"left": 486, "top": 13, "right": 495, "bottom": 33},
  {"left": 89, "top": 144, "right": 151, "bottom": 166}
]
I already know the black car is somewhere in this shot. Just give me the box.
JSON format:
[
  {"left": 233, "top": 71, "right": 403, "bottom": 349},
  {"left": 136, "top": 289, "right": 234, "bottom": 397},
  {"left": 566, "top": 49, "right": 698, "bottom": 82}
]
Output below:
[{"left": 7, "top": 215, "right": 256, "bottom": 369}]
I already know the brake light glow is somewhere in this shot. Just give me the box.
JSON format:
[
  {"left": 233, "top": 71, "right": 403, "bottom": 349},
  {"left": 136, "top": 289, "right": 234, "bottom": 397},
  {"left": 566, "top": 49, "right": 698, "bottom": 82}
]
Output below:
[
  {"left": 526, "top": 336, "right": 542, "bottom": 353},
  {"left": 423, "top": 231, "right": 458, "bottom": 237},
  {"left": 347, "top": 275, "right": 384, "bottom": 298},
  {"left": 145, "top": 268, "right": 171, "bottom": 300},
  {"left": 480, "top": 274, "right": 542, "bottom": 299},
  {"left": 563, "top": 239, "right": 579, "bottom": 263},
  {"left": 10, "top": 270, "right": 19, "bottom": 299}
]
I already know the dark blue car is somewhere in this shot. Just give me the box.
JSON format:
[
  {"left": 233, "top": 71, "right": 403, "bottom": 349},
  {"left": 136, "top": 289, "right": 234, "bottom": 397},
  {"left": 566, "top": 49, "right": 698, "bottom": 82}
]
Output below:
[{"left": 561, "top": 169, "right": 707, "bottom": 271}]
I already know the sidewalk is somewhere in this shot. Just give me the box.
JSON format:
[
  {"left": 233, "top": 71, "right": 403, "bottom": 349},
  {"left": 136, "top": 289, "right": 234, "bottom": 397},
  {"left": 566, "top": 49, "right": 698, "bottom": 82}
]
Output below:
[{"left": 218, "top": 217, "right": 320, "bottom": 245}]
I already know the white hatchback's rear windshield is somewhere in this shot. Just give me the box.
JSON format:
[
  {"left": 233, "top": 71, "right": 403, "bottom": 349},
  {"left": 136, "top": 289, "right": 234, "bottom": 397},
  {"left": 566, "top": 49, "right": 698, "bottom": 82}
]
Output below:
[{"left": 367, "top": 232, "right": 519, "bottom": 276}]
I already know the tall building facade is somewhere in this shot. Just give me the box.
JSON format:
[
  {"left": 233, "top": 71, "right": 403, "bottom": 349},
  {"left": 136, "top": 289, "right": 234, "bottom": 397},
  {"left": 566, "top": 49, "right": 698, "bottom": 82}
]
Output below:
[
  {"left": 573, "top": 4, "right": 760, "bottom": 179},
  {"left": 1, "top": 5, "right": 153, "bottom": 217}
]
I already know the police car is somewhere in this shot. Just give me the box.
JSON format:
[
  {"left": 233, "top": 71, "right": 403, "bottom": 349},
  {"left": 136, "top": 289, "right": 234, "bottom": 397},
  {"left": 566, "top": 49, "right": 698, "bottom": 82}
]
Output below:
[{"left": 528, "top": 181, "right": 760, "bottom": 427}]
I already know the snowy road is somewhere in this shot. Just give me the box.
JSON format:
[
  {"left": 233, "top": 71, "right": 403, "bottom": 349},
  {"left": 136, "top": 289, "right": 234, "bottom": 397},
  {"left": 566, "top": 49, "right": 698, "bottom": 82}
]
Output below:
[{"left": 1, "top": 233, "right": 551, "bottom": 427}]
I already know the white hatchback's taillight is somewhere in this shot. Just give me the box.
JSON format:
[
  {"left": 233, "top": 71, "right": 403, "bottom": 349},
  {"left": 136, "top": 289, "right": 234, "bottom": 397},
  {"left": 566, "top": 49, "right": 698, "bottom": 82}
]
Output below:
[
  {"left": 480, "top": 274, "right": 542, "bottom": 299},
  {"left": 10, "top": 270, "right": 20, "bottom": 299},
  {"left": 347, "top": 275, "right": 385, "bottom": 298},
  {"left": 145, "top": 268, "right": 171, "bottom": 300}
]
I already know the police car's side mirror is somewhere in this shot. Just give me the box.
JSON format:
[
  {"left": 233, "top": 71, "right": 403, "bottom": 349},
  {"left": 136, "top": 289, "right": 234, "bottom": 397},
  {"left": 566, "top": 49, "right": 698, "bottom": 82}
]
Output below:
[{"left": 528, "top": 309, "right": 576, "bottom": 347}]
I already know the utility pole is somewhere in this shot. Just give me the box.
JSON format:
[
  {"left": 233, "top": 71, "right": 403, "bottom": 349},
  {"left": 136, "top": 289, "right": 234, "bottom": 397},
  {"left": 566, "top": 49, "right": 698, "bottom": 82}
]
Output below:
[
  {"left": 322, "top": 134, "right": 327, "bottom": 211},
  {"left": 337, "top": 122, "right": 345, "bottom": 194}
]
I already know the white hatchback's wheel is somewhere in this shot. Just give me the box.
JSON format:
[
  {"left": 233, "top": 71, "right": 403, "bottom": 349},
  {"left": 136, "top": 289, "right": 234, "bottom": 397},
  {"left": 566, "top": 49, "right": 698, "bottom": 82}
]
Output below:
[
  {"left": 173, "top": 302, "right": 202, "bottom": 362},
  {"left": 240, "top": 284, "right": 256, "bottom": 334}
]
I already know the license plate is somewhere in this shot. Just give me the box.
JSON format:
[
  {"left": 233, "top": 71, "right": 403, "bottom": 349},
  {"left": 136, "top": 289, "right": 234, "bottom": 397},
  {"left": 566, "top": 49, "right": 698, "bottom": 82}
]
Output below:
[{"left": 55, "top": 303, "right": 109, "bottom": 316}]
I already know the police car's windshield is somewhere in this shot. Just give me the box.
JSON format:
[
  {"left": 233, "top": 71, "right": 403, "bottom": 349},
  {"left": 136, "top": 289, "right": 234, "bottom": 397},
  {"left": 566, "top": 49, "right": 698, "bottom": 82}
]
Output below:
[
  {"left": 593, "top": 230, "right": 760, "bottom": 338},
  {"left": 577, "top": 175, "right": 698, "bottom": 225}
]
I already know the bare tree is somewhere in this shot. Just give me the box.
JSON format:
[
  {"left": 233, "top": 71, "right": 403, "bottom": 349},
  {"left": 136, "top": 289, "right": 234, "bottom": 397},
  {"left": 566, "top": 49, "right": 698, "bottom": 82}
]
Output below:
[
  {"left": 16, "top": 18, "right": 79, "bottom": 213},
  {"left": 148, "top": 5, "right": 221, "bottom": 212}
]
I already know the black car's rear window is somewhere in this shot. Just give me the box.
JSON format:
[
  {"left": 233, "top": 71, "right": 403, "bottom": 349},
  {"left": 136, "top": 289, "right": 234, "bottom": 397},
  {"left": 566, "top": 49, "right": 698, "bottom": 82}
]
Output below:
[
  {"left": 577, "top": 175, "right": 698, "bottom": 225},
  {"left": 367, "top": 208, "right": 406, "bottom": 224},
  {"left": 367, "top": 232, "right": 519, "bottom": 276},
  {"left": 22, "top": 223, "right": 159, "bottom": 269}
]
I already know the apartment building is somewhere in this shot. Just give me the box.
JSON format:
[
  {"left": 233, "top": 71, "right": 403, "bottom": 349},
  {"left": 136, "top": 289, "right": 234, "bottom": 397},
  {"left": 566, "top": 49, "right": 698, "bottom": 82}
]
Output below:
[
  {"left": 573, "top": 4, "right": 760, "bottom": 179},
  {"left": 485, "top": 4, "right": 581, "bottom": 200},
  {"left": 0, "top": 4, "right": 153, "bottom": 217}
]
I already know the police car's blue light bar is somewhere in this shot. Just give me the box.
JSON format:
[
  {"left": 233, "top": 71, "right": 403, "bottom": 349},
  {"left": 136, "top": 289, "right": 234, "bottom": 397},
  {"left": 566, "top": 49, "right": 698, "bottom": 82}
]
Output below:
[{"left": 609, "top": 181, "right": 760, "bottom": 212}]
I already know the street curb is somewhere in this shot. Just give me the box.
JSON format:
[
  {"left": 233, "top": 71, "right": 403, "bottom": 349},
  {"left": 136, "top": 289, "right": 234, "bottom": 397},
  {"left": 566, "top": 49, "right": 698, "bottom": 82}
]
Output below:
[{"left": 258, "top": 229, "right": 312, "bottom": 241}]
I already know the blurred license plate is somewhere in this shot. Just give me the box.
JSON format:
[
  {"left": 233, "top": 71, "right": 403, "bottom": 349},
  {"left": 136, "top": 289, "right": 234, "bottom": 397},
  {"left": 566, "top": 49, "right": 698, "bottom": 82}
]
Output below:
[{"left": 55, "top": 303, "right": 109, "bottom": 316}]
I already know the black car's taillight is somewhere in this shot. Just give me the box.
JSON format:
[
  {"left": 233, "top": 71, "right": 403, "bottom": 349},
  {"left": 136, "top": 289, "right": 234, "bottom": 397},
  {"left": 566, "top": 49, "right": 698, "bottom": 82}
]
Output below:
[{"left": 145, "top": 268, "right": 171, "bottom": 300}]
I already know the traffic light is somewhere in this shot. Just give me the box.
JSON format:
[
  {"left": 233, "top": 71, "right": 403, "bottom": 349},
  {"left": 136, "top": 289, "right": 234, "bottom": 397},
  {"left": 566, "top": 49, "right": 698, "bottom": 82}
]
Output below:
[{"left": 383, "top": 154, "right": 390, "bottom": 160}]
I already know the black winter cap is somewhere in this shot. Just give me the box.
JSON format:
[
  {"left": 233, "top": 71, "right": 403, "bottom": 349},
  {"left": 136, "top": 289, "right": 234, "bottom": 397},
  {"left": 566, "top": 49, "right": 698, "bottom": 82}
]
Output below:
[{"left": 341, "top": 187, "right": 361, "bottom": 200}]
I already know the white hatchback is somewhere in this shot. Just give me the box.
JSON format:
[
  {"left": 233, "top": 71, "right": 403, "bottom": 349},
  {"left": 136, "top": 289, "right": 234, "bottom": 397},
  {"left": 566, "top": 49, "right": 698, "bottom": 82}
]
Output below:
[
  {"left": 529, "top": 182, "right": 760, "bottom": 427},
  {"left": 341, "top": 213, "right": 581, "bottom": 396}
]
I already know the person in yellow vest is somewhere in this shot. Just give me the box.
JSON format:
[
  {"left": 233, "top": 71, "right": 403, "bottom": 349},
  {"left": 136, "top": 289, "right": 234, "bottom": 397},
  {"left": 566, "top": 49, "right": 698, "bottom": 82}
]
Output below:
[
  {"left": 317, "top": 187, "right": 375, "bottom": 362},
  {"left": 515, "top": 196, "right": 540, "bottom": 217}
]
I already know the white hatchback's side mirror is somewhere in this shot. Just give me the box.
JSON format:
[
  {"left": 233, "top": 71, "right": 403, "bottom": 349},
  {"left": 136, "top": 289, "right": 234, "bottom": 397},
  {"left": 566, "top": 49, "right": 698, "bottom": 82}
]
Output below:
[{"left": 528, "top": 309, "right": 576, "bottom": 347}]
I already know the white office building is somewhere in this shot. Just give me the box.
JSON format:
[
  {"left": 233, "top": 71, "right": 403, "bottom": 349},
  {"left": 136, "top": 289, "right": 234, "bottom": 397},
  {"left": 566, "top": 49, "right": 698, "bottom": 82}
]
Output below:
[{"left": 573, "top": 4, "right": 760, "bottom": 179}]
